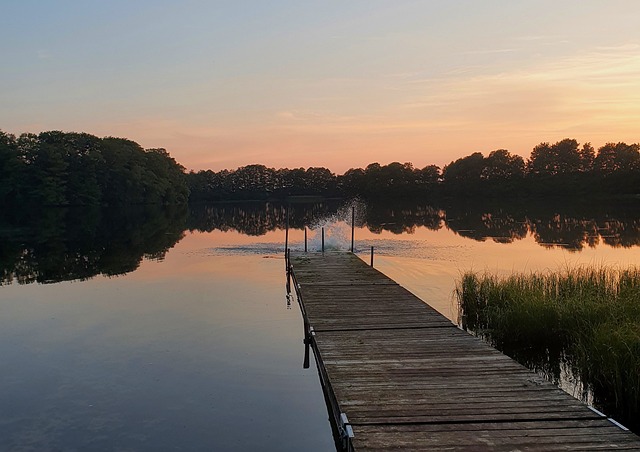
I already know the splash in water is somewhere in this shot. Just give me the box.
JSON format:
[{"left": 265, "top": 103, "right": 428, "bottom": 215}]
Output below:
[{"left": 306, "top": 200, "right": 365, "bottom": 252}]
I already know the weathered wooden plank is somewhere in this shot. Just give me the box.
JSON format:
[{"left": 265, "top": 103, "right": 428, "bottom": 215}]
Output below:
[
  {"left": 353, "top": 421, "right": 640, "bottom": 451},
  {"left": 289, "top": 252, "right": 640, "bottom": 450},
  {"left": 353, "top": 430, "right": 640, "bottom": 451}
]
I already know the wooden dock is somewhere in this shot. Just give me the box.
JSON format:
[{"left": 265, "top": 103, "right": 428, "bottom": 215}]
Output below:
[{"left": 288, "top": 251, "right": 640, "bottom": 451}]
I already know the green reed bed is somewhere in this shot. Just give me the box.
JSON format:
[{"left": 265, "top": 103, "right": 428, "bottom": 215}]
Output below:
[{"left": 456, "top": 267, "right": 640, "bottom": 432}]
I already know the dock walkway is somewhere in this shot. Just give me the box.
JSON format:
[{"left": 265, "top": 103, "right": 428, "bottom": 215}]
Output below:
[{"left": 288, "top": 251, "right": 640, "bottom": 451}]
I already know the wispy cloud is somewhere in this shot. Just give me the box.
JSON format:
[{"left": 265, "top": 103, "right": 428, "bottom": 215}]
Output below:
[
  {"left": 514, "top": 34, "right": 565, "bottom": 43},
  {"left": 399, "top": 44, "right": 640, "bottom": 126},
  {"left": 36, "top": 49, "right": 52, "bottom": 60},
  {"left": 460, "top": 48, "right": 518, "bottom": 55}
]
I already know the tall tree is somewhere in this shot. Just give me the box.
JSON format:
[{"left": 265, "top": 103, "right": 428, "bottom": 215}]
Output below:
[
  {"left": 482, "top": 149, "right": 525, "bottom": 180},
  {"left": 442, "top": 152, "right": 484, "bottom": 194},
  {"left": 304, "top": 167, "right": 336, "bottom": 194},
  {"left": 20, "top": 131, "right": 70, "bottom": 205},
  {"left": 594, "top": 142, "right": 640, "bottom": 173},
  {"left": 339, "top": 167, "right": 365, "bottom": 195},
  {"left": 527, "top": 138, "right": 597, "bottom": 177},
  {"left": 100, "top": 137, "right": 147, "bottom": 204},
  {"left": 144, "top": 148, "right": 189, "bottom": 204},
  {"left": 0, "top": 131, "right": 22, "bottom": 205},
  {"left": 579, "top": 142, "right": 595, "bottom": 172},
  {"left": 418, "top": 165, "right": 440, "bottom": 188},
  {"left": 65, "top": 133, "right": 104, "bottom": 205}
]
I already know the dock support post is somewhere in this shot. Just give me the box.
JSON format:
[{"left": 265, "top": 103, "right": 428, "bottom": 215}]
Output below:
[
  {"left": 303, "top": 334, "right": 310, "bottom": 369},
  {"left": 370, "top": 246, "right": 374, "bottom": 267},
  {"left": 286, "top": 249, "right": 291, "bottom": 293},
  {"left": 284, "top": 206, "right": 289, "bottom": 268},
  {"left": 322, "top": 227, "right": 325, "bottom": 253},
  {"left": 351, "top": 206, "right": 355, "bottom": 253},
  {"left": 303, "top": 323, "right": 312, "bottom": 366},
  {"left": 304, "top": 227, "right": 307, "bottom": 252}
]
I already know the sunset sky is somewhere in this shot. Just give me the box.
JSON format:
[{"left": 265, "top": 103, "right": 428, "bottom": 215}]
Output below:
[{"left": 1, "top": 0, "right": 639, "bottom": 173}]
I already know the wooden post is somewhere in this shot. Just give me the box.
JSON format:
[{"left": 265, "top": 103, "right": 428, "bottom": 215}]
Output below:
[
  {"left": 322, "top": 227, "right": 325, "bottom": 253},
  {"left": 351, "top": 206, "right": 355, "bottom": 253},
  {"left": 370, "top": 246, "right": 374, "bottom": 267},
  {"left": 304, "top": 227, "right": 307, "bottom": 253},
  {"left": 303, "top": 336, "right": 310, "bottom": 369},
  {"left": 284, "top": 206, "right": 289, "bottom": 264},
  {"left": 286, "top": 249, "right": 291, "bottom": 293}
]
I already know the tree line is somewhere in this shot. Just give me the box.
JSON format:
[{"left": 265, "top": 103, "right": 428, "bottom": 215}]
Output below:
[
  {"left": 0, "top": 130, "right": 189, "bottom": 206},
  {"left": 2, "top": 129, "right": 639, "bottom": 205},
  {"left": 188, "top": 139, "right": 640, "bottom": 200},
  {"left": 440, "top": 140, "right": 640, "bottom": 197}
]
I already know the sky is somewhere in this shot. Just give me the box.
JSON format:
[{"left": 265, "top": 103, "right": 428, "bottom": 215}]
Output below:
[{"left": 1, "top": 0, "right": 639, "bottom": 173}]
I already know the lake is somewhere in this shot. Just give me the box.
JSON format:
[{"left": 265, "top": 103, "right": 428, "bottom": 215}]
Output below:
[{"left": 1, "top": 198, "right": 640, "bottom": 449}]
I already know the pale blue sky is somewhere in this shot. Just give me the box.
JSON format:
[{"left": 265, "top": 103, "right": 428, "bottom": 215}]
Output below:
[{"left": 1, "top": 1, "right": 639, "bottom": 171}]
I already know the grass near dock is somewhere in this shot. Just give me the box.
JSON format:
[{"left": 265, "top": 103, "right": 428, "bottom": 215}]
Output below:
[{"left": 456, "top": 266, "right": 640, "bottom": 431}]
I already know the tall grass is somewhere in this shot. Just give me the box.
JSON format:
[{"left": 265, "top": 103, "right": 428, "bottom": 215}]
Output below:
[{"left": 456, "top": 266, "right": 640, "bottom": 432}]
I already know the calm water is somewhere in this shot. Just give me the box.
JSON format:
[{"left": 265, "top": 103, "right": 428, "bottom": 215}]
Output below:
[
  {"left": 0, "top": 242, "right": 334, "bottom": 451},
  {"left": 2, "top": 199, "right": 640, "bottom": 449}
]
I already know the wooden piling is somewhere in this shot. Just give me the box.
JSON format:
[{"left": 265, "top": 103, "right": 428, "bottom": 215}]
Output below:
[
  {"left": 284, "top": 206, "right": 289, "bottom": 265},
  {"left": 351, "top": 206, "right": 355, "bottom": 253}
]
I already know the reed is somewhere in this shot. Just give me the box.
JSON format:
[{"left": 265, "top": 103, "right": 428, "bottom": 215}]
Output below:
[{"left": 456, "top": 266, "right": 640, "bottom": 431}]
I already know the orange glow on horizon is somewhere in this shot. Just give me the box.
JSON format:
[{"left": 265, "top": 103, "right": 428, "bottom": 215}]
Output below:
[
  {"left": 3, "top": 6, "right": 638, "bottom": 175},
  {"left": 86, "top": 44, "right": 640, "bottom": 174}
]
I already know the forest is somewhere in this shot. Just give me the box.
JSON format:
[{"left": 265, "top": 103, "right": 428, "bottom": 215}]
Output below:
[
  {"left": 187, "top": 139, "right": 640, "bottom": 201},
  {"left": 1, "top": 129, "right": 640, "bottom": 205},
  {"left": 0, "top": 130, "right": 188, "bottom": 207}
]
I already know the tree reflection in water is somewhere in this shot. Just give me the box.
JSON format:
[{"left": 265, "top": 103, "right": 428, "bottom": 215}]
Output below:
[
  {"left": 0, "top": 205, "right": 188, "bottom": 285},
  {"left": 3, "top": 197, "right": 640, "bottom": 285}
]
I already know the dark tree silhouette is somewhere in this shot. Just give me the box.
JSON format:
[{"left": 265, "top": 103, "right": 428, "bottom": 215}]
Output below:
[
  {"left": 4, "top": 129, "right": 640, "bottom": 203},
  {"left": 483, "top": 149, "right": 525, "bottom": 180},
  {"left": 0, "top": 131, "right": 22, "bottom": 206},
  {"left": 0, "top": 130, "right": 188, "bottom": 206},
  {"left": 595, "top": 142, "right": 640, "bottom": 173}
]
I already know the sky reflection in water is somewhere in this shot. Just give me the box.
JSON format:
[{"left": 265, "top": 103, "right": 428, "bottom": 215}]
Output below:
[
  {"left": 0, "top": 238, "right": 333, "bottom": 451},
  {"left": 3, "top": 200, "right": 640, "bottom": 449}
]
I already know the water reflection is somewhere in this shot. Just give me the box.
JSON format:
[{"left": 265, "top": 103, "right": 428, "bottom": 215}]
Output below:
[
  {"left": 3, "top": 198, "right": 640, "bottom": 285},
  {"left": 0, "top": 205, "right": 187, "bottom": 285},
  {"left": 363, "top": 203, "right": 444, "bottom": 234},
  {"left": 3, "top": 197, "right": 640, "bottom": 447},
  {"left": 368, "top": 198, "right": 640, "bottom": 252},
  {"left": 187, "top": 200, "right": 344, "bottom": 236},
  {"left": 0, "top": 243, "right": 334, "bottom": 451}
]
